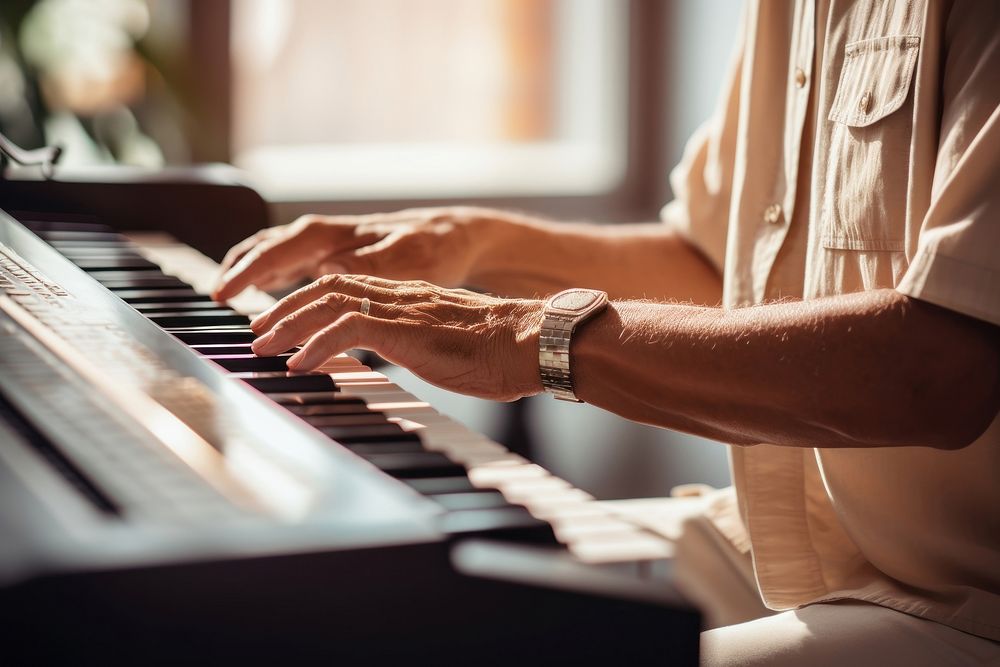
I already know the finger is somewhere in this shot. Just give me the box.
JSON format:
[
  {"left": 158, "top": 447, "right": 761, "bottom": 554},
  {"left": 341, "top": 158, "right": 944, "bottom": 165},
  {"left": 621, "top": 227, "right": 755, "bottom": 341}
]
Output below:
[
  {"left": 249, "top": 274, "right": 393, "bottom": 333},
  {"left": 252, "top": 293, "right": 399, "bottom": 356},
  {"left": 217, "top": 229, "right": 272, "bottom": 276},
  {"left": 286, "top": 312, "right": 395, "bottom": 372},
  {"left": 214, "top": 229, "right": 326, "bottom": 302}
]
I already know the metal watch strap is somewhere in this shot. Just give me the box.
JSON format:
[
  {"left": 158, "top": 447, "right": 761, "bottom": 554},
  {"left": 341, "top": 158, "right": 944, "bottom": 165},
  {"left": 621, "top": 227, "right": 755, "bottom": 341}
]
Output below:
[{"left": 538, "top": 312, "right": 581, "bottom": 402}]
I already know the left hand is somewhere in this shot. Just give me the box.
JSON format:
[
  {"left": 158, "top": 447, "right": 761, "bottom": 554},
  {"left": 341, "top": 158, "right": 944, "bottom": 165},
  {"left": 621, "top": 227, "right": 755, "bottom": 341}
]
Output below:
[{"left": 249, "top": 274, "right": 545, "bottom": 401}]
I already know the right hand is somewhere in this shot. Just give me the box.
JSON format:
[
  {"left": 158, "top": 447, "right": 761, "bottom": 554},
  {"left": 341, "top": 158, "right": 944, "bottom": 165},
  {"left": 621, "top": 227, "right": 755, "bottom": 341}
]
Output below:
[{"left": 212, "top": 207, "right": 496, "bottom": 302}]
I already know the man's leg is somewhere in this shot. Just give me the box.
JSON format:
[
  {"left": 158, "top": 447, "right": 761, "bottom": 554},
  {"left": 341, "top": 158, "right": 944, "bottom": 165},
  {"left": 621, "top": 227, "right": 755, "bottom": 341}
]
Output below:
[{"left": 700, "top": 600, "right": 1000, "bottom": 667}]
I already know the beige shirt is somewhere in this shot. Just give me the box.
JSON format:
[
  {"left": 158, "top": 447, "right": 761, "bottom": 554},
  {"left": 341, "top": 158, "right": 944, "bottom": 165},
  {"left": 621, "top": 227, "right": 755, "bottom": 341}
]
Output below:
[{"left": 661, "top": 0, "right": 1000, "bottom": 641}]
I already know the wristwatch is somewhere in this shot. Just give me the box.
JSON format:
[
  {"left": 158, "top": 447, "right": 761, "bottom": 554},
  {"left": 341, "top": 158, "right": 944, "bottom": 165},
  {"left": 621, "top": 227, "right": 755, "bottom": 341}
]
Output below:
[{"left": 538, "top": 288, "right": 609, "bottom": 402}]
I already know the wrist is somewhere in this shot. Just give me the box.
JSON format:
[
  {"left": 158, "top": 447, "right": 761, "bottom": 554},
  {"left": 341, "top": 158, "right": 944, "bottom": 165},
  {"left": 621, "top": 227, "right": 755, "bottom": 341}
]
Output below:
[{"left": 504, "top": 298, "right": 545, "bottom": 399}]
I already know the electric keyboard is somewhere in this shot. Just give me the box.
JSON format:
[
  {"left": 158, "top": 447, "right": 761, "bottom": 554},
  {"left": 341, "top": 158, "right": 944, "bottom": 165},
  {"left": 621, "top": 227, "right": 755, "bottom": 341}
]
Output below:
[{"left": 0, "top": 207, "right": 699, "bottom": 664}]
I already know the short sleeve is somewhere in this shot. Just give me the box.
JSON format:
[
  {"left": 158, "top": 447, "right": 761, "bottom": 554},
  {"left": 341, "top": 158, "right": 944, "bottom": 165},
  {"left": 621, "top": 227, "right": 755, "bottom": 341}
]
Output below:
[
  {"left": 659, "top": 8, "right": 747, "bottom": 274},
  {"left": 896, "top": 1, "right": 1000, "bottom": 327}
]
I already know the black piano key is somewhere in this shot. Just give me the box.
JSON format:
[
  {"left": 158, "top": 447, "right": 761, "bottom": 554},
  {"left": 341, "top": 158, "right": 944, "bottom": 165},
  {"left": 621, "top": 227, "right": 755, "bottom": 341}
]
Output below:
[
  {"left": 107, "top": 281, "right": 194, "bottom": 292},
  {"left": 430, "top": 491, "right": 512, "bottom": 512},
  {"left": 36, "top": 230, "right": 125, "bottom": 242},
  {"left": 283, "top": 401, "right": 372, "bottom": 416},
  {"left": 360, "top": 452, "right": 466, "bottom": 479},
  {"left": 57, "top": 248, "right": 146, "bottom": 259},
  {"left": 208, "top": 354, "right": 291, "bottom": 373},
  {"left": 266, "top": 391, "right": 351, "bottom": 405},
  {"left": 301, "top": 413, "right": 389, "bottom": 427},
  {"left": 404, "top": 477, "right": 480, "bottom": 495},
  {"left": 48, "top": 240, "right": 136, "bottom": 250},
  {"left": 115, "top": 289, "right": 210, "bottom": 303},
  {"left": 23, "top": 220, "right": 114, "bottom": 233},
  {"left": 237, "top": 373, "right": 337, "bottom": 393},
  {"left": 438, "top": 507, "right": 559, "bottom": 545},
  {"left": 190, "top": 344, "right": 258, "bottom": 355},
  {"left": 169, "top": 330, "right": 259, "bottom": 345},
  {"left": 166, "top": 325, "right": 253, "bottom": 331},
  {"left": 148, "top": 311, "right": 250, "bottom": 328},
  {"left": 134, "top": 302, "right": 235, "bottom": 313},
  {"left": 318, "top": 424, "right": 419, "bottom": 444},
  {"left": 73, "top": 258, "right": 160, "bottom": 271},
  {"left": 98, "top": 275, "right": 191, "bottom": 289},
  {"left": 344, "top": 441, "right": 427, "bottom": 456}
]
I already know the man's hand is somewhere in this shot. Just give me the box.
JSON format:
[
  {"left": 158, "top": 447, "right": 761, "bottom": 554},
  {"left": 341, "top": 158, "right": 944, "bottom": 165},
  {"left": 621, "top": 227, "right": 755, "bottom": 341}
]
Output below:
[
  {"left": 212, "top": 207, "right": 498, "bottom": 302},
  {"left": 249, "top": 274, "right": 544, "bottom": 401}
]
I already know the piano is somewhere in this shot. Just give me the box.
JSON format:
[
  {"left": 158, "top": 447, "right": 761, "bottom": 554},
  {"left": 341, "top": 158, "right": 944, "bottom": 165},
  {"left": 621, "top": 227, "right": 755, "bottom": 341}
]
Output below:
[{"left": 0, "top": 170, "right": 700, "bottom": 664}]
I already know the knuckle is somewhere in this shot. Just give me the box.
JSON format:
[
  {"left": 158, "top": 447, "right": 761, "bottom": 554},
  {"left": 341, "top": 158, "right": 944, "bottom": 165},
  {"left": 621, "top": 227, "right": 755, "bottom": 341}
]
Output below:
[
  {"left": 341, "top": 311, "right": 365, "bottom": 326},
  {"left": 317, "top": 292, "right": 343, "bottom": 310},
  {"left": 319, "top": 273, "right": 341, "bottom": 288},
  {"left": 292, "top": 214, "right": 320, "bottom": 228}
]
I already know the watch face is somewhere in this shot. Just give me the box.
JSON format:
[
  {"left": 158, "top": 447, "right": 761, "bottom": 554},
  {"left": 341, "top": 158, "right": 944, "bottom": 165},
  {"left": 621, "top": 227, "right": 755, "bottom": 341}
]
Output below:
[{"left": 551, "top": 290, "right": 599, "bottom": 312}]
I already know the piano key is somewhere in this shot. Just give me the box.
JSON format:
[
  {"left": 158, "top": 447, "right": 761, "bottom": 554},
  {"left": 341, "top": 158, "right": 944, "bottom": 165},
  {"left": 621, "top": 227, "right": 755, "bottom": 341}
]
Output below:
[
  {"left": 168, "top": 330, "right": 259, "bottom": 345},
  {"left": 22, "top": 220, "right": 114, "bottom": 233},
  {"left": 133, "top": 301, "right": 230, "bottom": 313},
  {"left": 343, "top": 441, "right": 427, "bottom": 456},
  {"left": 430, "top": 490, "right": 512, "bottom": 511},
  {"left": 190, "top": 344, "right": 259, "bottom": 355},
  {"left": 206, "top": 354, "right": 291, "bottom": 373},
  {"left": 98, "top": 275, "right": 192, "bottom": 288},
  {"left": 148, "top": 311, "right": 250, "bottom": 328},
  {"left": 282, "top": 401, "right": 371, "bottom": 416},
  {"left": 567, "top": 534, "right": 674, "bottom": 564},
  {"left": 361, "top": 451, "right": 466, "bottom": 478},
  {"left": 403, "top": 477, "right": 481, "bottom": 495},
  {"left": 73, "top": 258, "right": 161, "bottom": 271},
  {"left": 36, "top": 230, "right": 125, "bottom": 242},
  {"left": 300, "top": 413, "right": 389, "bottom": 427},
  {"left": 236, "top": 373, "right": 337, "bottom": 393},
  {"left": 266, "top": 391, "right": 349, "bottom": 405},
  {"left": 438, "top": 507, "right": 559, "bottom": 545},
  {"left": 165, "top": 324, "right": 254, "bottom": 331},
  {"left": 317, "top": 423, "right": 420, "bottom": 443},
  {"left": 114, "top": 289, "right": 211, "bottom": 303},
  {"left": 48, "top": 239, "right": 137, "bottom": 250},
  {"left": 57, "top": 249, "right": 147, "bottom": 260}
]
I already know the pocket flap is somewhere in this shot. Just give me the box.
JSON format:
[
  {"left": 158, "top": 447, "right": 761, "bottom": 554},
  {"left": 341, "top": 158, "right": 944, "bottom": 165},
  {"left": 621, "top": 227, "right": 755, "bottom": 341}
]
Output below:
[{"left": 828, "top": 36, "right": 920, "bottom": 128}]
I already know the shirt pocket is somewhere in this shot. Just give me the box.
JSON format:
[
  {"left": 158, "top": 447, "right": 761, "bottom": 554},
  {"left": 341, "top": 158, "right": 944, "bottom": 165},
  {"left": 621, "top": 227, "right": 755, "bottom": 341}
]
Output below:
[{"left": 821, "top": 35, "right": 920, "bottom": 251}]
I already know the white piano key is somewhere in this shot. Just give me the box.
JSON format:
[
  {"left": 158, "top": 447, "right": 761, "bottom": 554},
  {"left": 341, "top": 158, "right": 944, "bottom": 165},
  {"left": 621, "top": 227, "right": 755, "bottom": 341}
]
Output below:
[
  {"left": 568, "top": 535, "right": 674, "bottom": 564},
  {"left": 467, "top": 463, "right": 548, "bottom": 488},
  {"left": 552, "top": 517, "right": 643, "bottom": 542}
]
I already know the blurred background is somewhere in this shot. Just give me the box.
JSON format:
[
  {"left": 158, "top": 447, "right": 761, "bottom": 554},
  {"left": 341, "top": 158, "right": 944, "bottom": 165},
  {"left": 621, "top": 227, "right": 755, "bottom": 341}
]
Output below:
[{"left": 1, "top": 0, "right": 741, "bottom": 499}]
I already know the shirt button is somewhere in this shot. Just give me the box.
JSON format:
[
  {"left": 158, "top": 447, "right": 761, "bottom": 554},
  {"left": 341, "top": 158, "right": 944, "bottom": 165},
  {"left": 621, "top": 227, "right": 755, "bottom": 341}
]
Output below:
[
  {"left": 794, "top": 67, "right": 807, "bottom": 88},
  {"left": 859, "top": 91, "right": 873, "bottom": 114},
  {"left": 763, "top": 203, "right": 783, "bottom": 225}
]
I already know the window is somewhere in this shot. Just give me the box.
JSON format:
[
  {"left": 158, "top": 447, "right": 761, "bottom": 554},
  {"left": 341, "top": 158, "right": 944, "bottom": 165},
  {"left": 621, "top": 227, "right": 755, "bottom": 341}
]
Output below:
[{"left": 229, "top": 0, "right": 627, "bottom": 200}]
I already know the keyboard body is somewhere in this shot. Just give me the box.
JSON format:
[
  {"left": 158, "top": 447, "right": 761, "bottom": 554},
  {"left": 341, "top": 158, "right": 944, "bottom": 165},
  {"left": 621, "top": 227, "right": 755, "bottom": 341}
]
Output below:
[{"left": 0, "top": 201, "right": 699, "bottom": 663}]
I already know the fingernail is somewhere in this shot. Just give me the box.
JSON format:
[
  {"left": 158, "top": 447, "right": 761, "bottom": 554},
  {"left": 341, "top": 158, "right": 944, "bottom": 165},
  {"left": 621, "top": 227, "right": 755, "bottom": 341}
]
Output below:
[
  {"left": 286, "top": 348, "right": 307, "bottom": 370},
  {"left": 252, "top": 330, "right": 275, "bottom": 352},
  {"left": 249, "top": 311, "right": 269, "bottom": 331}
]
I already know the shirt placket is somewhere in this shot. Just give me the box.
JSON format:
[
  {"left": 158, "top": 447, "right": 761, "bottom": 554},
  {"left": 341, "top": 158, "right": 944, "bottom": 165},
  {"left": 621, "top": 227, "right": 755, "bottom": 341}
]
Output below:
[
  {"left": 742, "top": 0, "right": 830, "bottom": 608},
  {"left": 750, "top": 0, "right": 816, "bottom": 304}
]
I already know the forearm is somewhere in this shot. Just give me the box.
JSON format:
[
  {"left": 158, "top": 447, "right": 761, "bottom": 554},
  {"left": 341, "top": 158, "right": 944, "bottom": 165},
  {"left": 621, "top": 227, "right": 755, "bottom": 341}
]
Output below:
[
  {"left": 570, "top": 290, "right": 1000, "bottom": 449},
  {"left": 467, "top": 214, "right": 722, "bottom": 304}
]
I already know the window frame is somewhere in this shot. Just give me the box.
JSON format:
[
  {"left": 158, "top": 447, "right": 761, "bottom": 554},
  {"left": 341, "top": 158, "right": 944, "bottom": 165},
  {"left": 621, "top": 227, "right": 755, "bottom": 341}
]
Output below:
[{"left": 188, "top": 0, "right": 669, "bottom": 224}]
